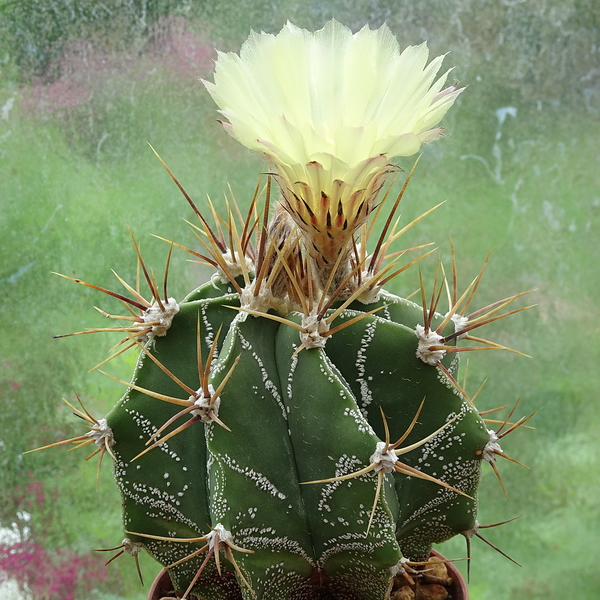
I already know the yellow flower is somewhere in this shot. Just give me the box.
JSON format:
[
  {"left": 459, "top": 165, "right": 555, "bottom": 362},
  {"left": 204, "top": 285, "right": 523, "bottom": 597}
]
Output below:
[{"left": 204, "top": 19, "right": 463, "bottom": 282}]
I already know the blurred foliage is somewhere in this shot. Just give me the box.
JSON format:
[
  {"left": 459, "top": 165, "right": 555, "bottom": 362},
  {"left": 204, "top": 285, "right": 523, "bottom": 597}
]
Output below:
[
  {"left": 1, "top": 0, "right": 215, "bottom": 162},
  {"left": 200, "top": 0, "right": 600, "bottom": 110},
  {"left": 1, "top": 1, "right": 599, "bottom": 598},
  {"left": 0, "top": 0, "right": 205, "bottom": 78}
]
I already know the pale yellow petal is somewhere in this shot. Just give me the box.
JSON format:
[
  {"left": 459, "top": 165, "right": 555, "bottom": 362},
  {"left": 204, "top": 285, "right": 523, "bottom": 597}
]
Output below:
[{"left": 203, "top": 19, "right": 464, "bottom": 250}]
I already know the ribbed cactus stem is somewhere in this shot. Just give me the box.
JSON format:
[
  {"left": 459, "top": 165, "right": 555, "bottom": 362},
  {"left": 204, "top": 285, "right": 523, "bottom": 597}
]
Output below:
[{"left": 35, "top": 173, "right": 533, "bottom": 598}]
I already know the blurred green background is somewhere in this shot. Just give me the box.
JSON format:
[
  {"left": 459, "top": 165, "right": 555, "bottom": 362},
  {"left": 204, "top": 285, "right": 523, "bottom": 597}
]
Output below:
[{"left": 1, "top": 1, "right": 598, "bottom": 598}]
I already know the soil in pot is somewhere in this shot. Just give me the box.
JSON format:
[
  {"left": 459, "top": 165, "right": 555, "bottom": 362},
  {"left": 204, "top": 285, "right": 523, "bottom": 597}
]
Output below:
[{"left": 390, "top": 550, "right": 468, "bottom": 600}]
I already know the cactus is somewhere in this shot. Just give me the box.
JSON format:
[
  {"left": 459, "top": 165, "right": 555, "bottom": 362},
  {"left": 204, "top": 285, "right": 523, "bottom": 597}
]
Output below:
[{"left": 29, "top": 20, "right": 536, "bottom": 600}]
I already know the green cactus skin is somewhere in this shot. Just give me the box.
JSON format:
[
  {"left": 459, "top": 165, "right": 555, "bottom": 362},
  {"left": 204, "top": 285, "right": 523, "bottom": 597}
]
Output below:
[
  {"left": 93, "top": 265, "right": 508, "bottom": 600},
  {"left": 26, "top": 212, "right": 538, "bottom": 600},
  {"left": 275, "top": 313, "right": 401, "bottom": 600},
  {"left": 322, "top": 308, "right": 489, "bottom": 561},
  {"left": 206, "top": 313, "right": 315, "bottom": 600},
  {"left": 105, "top": 290, "right": 242, "bottom": 598},
  {"left": 31, "top": 212, "right": 535, "bottom": 600}
]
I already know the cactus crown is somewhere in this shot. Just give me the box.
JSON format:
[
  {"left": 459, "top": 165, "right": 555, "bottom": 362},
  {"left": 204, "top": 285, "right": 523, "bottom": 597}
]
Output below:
[{"left": 29, "top": 20, "right": 536, "bottom": 600}]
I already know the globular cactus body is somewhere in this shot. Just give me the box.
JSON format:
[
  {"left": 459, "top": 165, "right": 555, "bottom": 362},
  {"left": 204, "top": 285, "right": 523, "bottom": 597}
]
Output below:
[{"left": 100, "top": 279, "right": 496, "bottom": 599}]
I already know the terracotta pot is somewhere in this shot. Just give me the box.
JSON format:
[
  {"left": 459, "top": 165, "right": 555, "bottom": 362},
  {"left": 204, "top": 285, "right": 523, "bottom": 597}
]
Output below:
[
  {"left": 147, "top": 552, "right": 469, "bottom": 600},
  {"left": 147, "top": 567, "right": 173, "bottom": 600}
]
